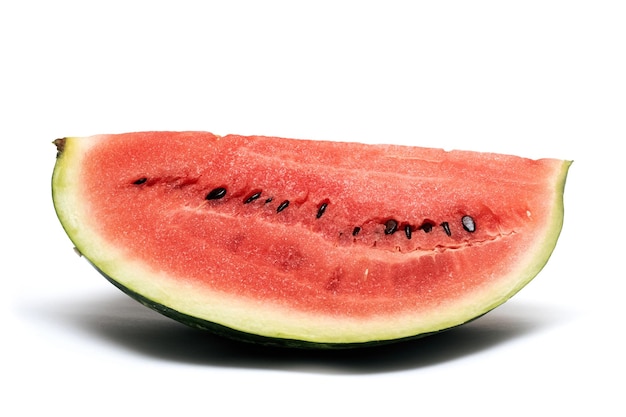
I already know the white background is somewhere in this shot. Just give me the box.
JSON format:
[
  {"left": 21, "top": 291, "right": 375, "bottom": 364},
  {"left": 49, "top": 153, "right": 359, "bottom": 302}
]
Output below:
[{"left": 2, "top": 1, "right": 624, "bottom": 416}]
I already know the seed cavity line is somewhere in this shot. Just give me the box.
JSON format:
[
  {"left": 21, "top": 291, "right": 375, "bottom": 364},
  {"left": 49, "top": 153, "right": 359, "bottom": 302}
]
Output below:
[{"left": 135, "top": 181, "right": 477, "bottom": 239}]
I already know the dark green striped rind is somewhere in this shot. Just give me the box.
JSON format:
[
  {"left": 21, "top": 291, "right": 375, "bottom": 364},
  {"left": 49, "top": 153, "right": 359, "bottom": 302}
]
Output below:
[{"left": 90, "top": 262, "right": 475, "bottom": 349}]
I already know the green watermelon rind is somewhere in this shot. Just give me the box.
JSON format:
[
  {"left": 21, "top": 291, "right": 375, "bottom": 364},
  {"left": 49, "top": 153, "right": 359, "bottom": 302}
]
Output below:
[
  {"left": 51, "top": 136, "right": 571, "bottom": 349},
  {"left": 94, "top": 261, "right": 450, "bottom": 349}
]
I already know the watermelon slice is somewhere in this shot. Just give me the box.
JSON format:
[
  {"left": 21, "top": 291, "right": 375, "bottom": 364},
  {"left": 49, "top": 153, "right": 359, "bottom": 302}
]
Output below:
[{"left": 51, "top": 131, "right": 570, "bottom": 348}]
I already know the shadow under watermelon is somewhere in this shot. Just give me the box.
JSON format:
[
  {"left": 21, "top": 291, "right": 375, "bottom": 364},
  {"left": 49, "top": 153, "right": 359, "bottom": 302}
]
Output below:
[{"left": 33, "top": 289, "right": 573, "bottom": 374}]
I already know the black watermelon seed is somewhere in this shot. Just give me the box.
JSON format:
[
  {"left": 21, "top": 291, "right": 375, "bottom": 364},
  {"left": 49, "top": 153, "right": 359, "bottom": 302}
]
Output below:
[
  {"left": 441, "top": 222, "right": 451, "bottom": 236},
  {"left": 316, "top": 202, "right": 328, "bottom": 219},
  {"left": 206, "top": 187, "right": 227, "bottom": 200},
  {"left": 384, "top": 219, "right": 398, "bottom": 235},
  {"left": 276, "top": 200, "right": 290, "bottom": 213},
  {"left": 404, "top": 224, "right": 412, "bottom": 240},
  {"left": 420, "top": 222, "right": 433, "bottom": 233},
  {"left": 244, "top": 191, "right": 262, "bottom": 204},
  {"left": 265, "top": 197, "right": 273, "bottom": 204},
  {"left": 133, "top": 177, "right": 147, "bottom": 185},
  {"left": 462, "top": 215, "right": 476, "bottom": 233},
  {"left": 352, "top": 227, "right": 361, "bottom": 236}
]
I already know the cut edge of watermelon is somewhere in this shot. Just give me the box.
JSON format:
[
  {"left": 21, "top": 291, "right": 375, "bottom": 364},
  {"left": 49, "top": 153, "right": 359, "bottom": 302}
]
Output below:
[{"left": 52, "top": 136, "right": 571, "bottom": 347}]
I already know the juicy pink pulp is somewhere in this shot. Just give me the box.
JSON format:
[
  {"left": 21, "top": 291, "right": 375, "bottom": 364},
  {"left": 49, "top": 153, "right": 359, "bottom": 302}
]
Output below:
[{"left": 80, "top": 132, "right": 561, "bottom": 318}]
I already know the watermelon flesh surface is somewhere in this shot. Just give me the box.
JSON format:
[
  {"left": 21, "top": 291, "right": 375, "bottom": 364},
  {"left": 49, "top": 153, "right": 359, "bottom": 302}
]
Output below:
[{"left": 52, "top": 132, "right": 570, "bottom": 347}]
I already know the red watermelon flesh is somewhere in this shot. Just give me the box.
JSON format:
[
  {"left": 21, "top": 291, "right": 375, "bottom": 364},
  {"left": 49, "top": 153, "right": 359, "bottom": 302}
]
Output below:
[{"left": 52, "top": 131, "right": 570, "bottom": 347}]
